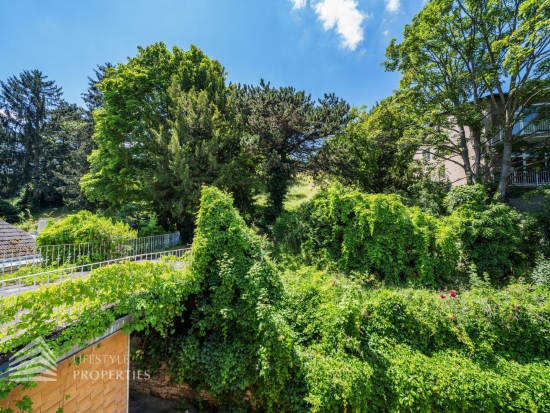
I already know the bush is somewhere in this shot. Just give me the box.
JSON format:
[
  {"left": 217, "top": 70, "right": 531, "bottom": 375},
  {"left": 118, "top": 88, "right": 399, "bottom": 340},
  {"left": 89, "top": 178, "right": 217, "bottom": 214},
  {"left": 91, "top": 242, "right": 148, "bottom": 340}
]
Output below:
[
  {"left": 445, "top": 183, "right": 487, "bottom": 213},
  {"left": 279, "top": 268, "right": 550, "bottom": 412},
  {"left": 295, "top": 183, "right": 459, "bottom": 286},
  {"left": 5, "top": 187, "right": 548, "bottom": 412},
  {"left": 37, "top": 211, "right": 136, "bottom": 246},
  {"left": 448, "top": 203, "right": 524, "bottom": 280},
  {"left": 0, "top": 199, "right": 21, "bottom": 224}
]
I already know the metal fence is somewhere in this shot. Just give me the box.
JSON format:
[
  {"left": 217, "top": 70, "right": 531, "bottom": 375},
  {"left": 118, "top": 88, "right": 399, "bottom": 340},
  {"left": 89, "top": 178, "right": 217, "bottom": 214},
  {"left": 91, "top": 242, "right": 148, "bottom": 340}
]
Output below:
[
  {"left": 0, "top": 247, "right": 191, "bottom": 297},
  {"left": 0, "top": 248, "right": 192, "bottom": 344},
  {"left": 0, "top": 232, "right": 180, "bottom": 276}
]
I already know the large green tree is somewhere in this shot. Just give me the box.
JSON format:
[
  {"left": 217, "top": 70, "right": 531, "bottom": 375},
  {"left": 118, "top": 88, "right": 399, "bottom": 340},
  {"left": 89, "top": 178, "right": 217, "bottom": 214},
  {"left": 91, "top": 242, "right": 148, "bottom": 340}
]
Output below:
[
  {"left": 81, "top": 43, "right": 257, "bottom": 235},
  {"left": 0, "top": 70, "right": 63, "bottom": 204},
  {"left": 386, "top": 0, "right": 550, "bottom": 199},
  {"left": 233, "top": 80, "right": 350, "bottom": 222},
  {"left": 384, "top": 0, "right": 490, "bottom": 185},
  {"left": 314, "top": 97, "right": 420, "bottom": 194}
]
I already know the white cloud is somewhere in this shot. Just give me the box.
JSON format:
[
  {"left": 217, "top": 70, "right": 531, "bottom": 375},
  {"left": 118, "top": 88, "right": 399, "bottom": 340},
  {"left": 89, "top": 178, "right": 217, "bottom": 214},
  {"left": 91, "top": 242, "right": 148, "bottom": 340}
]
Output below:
[
  {"left": 313, "top": 0, "right": 367, "bottom": 50},
  {"left": 383, "top": 29, "right": 389, "bottom": 36},
  {"left": 385, "top": 0, "right": 401, "bottom": 13},
  {"left": 289, "top": 0, "right": 307, "bottom": 10}
]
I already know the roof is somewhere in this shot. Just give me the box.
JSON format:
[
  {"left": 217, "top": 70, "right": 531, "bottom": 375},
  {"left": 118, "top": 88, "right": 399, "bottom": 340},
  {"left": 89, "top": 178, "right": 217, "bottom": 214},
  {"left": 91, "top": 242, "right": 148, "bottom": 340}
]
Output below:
[{"left": 0, "top": 219, "right": 36, "bottom": 258}]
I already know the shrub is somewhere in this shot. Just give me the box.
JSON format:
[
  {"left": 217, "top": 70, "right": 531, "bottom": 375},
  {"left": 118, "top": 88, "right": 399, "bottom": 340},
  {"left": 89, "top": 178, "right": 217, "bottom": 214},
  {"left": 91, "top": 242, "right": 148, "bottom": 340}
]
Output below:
[
  {"left": 532, "top": 256, "right": 550, "bottom": 286},
  {"left": 0, "top": 199, "right": 21, "bottom": 224},
  {"left": 134, "top": 187, "right": 293, "bottom": 411},
  {"left": 448, "top": 203, "right": 524, "bottom": 280},
  {"left": 137, "top": 214, "right": 165, "bottom": 237},
  {"left": 3, "top": 188, "right": 549, "bottom": 412},
  {"left": 296, "top": 183, "right": 459, "bottom": 285},
  {"left": 445, "top": 183, "right": 487, "bottom": 213},
  {"left": 277, "top": 266, "right": 550, "bottom": 412},
  {"left": 37, "top": 211, "right": 136, "bottom": 246}
]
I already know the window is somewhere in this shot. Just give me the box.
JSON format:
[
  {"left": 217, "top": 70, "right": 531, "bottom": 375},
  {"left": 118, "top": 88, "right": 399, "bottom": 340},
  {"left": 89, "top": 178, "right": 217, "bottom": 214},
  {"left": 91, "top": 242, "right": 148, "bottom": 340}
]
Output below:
[{"left": 422, "top": 150, "right": 431, "bottom": 161}]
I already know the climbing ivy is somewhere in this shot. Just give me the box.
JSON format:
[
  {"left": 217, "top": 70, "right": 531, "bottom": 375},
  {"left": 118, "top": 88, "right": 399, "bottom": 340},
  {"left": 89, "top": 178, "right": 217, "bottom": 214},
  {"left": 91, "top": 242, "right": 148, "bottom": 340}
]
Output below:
[{"left": 1, "top": 187, "right": 550, "bottom": 412}]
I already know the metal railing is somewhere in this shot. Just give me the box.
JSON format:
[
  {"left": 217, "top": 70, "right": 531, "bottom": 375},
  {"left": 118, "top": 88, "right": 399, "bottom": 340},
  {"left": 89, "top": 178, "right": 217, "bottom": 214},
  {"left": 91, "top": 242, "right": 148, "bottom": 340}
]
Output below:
[
  {"left": 0, "top": 247, "right": 191, "bottom": 296},
  {"left": 0, "top": 248, "right": 192, "bottom": 344},
  {"left": 0, "top": 232, "right": 180, "bottom": 276},
  {"left": 491, "top": 119, "right": 550, "bottom": 144},
  {"left": 510, "top": 170, "right": 550, "bottom": 186}
]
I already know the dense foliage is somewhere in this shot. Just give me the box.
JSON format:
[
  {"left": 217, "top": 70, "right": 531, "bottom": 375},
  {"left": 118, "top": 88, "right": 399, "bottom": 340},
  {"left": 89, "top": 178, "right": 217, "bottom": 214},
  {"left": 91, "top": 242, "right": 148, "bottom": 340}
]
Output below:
[
  {"left": 0, "top": 71, "right": 97, "bottom": 209},
  {"left": 295, "top": 183, "right": 459, "bottom": 285},
  {"left": 445, "top": 184, "right": 488, "bottom": 213},
  {"left": 36, "top": 211, "right": 136, "bottom": 246},
  {"left": 233, "top": 80, "right": 350, "bottom": 222},
  {"left": 315, "top": 98, "right": 420, "bottom": 195},
  {"left": 2, "top": 187, "right": 549, "bottom": 413},
  {"left": 80, "top": 43, "right": 258, "bottom": 237},
  {"left": 276, "top": 183, "right": 531, "bottom": 285}
]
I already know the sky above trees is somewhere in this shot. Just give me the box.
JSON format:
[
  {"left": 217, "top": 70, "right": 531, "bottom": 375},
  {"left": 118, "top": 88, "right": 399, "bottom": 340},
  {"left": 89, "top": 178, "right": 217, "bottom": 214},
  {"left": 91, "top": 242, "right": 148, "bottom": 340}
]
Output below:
[{"left": 0, "top": 0, "right": 426, "bottom": 109}]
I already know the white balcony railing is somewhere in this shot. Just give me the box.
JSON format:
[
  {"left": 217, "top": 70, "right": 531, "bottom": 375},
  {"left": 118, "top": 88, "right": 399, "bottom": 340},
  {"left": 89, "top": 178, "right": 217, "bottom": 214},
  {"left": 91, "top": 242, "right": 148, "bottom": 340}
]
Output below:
[
  {"left": 491, "top": 119, "right": 550, "bottom": 144},
  {"left": 510, "top": 170, "right": 550, "bottom": 186}
]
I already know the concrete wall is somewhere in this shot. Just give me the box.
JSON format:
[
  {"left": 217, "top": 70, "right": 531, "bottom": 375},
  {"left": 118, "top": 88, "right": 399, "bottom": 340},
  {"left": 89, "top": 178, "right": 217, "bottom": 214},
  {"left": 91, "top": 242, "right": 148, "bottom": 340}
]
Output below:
[{"left": 0, "top": 330, "right": 129, "bottom": 413}]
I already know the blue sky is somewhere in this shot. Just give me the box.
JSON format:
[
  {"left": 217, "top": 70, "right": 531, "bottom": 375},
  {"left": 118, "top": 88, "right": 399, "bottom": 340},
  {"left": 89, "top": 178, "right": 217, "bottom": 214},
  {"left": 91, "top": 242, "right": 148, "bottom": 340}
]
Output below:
[{"left": 0, "top": 0, "right": 426, "bottom": 109}]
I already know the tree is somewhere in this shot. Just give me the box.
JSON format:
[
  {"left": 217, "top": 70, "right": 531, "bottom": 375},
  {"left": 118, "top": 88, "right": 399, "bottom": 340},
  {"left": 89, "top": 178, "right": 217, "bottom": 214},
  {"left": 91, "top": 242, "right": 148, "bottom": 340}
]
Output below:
[
  {"left": 314, "top": 97, "right": 420, "bottom": 194},
  {"left": 52, "top": 63, "right": 115, "bottom": 210},
  {"left": 384, "top": 0, "right": 492, "bottom": 186},
  {"left": 385, "top": 0, "right": 550, "bottom": 200},
  {"left": 0, "top": 70, "right": 63, "bottom": 205},
  {"left": 51, "top": 102, "right": 94, "bottom": 209},
  {"left": 233, "top": 80, "right": 350, "bottom": 222},
  {"left": 82, "top": 63, "right": 114, "bottom": 114},
  {"left": 462, "top": 0, "right": 550, "bottom": 200},
  {"left": 0, "top": 117, "right": 23, "bottom": 198},
  {"left": 81, "top": 43, "right": 257, "bottom": 237}
]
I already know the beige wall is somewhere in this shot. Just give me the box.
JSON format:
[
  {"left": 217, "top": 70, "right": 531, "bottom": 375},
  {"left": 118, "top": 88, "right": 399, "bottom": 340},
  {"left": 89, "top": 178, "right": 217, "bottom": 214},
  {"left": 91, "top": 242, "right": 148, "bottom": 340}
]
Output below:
[{"left": 0, "top": 331, "right": 129, "bottom": 413}]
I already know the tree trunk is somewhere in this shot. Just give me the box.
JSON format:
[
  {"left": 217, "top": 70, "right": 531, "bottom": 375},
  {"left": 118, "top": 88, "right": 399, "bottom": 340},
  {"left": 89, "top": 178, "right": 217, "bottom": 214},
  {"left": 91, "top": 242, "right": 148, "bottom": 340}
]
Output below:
[
  {"left": 498, "top": 132, "right": 513, "bottom": 202},
  {"left": 265, "top": 159, "right": 292, "bottom": 223},
  {"left": 458, "top": 126, "right": 473, "bottom": 184},
  {"left": 472, "top": 129, "right": 482, "bottom": 182}
]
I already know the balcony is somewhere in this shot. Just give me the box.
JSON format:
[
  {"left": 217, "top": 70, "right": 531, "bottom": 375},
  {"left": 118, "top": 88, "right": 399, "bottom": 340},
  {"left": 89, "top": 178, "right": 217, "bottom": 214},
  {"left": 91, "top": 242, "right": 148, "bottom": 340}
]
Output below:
[
  {"left": 491, "top": 118, "right": 550, "bottom": 144},
  {"left": 510, "top": 170, "right": 550, "bottom": 187}
]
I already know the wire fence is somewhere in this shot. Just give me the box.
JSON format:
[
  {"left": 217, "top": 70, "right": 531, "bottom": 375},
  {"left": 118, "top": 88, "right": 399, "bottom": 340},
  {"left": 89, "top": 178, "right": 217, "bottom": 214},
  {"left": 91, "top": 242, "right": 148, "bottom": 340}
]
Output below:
[{"left": 0, "top": 232, "right": 180, "bottom": 277}]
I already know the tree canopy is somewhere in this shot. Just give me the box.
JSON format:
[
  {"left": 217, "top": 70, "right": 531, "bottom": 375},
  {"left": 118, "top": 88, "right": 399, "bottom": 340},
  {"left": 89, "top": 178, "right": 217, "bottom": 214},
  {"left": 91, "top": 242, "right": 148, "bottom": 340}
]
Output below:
[
  {"left": 81, "top": 43, "right": 257, "bottom": 236},
  {"left": 233, "top": 80, "right": 350, "bottom": 222}
]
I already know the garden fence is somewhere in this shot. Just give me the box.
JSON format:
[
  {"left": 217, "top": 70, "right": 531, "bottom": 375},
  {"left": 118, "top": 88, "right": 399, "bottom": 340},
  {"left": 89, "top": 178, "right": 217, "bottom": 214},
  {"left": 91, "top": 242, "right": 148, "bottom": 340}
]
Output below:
[{"left": 0, "top": 232, "right": 181, "bottom": 276}]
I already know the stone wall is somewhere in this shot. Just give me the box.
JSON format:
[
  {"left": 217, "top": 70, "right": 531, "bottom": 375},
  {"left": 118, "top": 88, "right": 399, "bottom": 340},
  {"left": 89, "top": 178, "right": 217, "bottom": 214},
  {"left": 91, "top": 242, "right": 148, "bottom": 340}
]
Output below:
[{"left": 129, "top": 360, "right": 217, "bottom": 407}]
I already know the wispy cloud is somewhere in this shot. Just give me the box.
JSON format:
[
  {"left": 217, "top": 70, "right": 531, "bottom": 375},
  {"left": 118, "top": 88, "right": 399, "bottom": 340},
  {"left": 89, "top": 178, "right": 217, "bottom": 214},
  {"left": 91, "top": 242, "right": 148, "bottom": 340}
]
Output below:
[
  {"left": 313, "top": 0, "right": 367, "bottom": 50},
  {"left": 289, "top": 0, "right": 307, "bottom": 10},
  {"left": 385, "top": 0, "right": 401, "bottom": 13}
]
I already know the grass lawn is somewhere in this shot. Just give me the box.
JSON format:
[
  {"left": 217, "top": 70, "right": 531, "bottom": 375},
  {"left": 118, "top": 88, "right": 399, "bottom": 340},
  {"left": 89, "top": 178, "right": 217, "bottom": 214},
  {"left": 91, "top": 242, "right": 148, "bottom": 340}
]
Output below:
[{"left": 254, "top": 175, "right": 320, "bottom": 212}]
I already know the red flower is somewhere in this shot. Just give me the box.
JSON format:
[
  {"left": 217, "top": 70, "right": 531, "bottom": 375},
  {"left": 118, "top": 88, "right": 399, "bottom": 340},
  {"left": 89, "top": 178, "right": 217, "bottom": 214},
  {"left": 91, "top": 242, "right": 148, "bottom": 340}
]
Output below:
[
  {"left": 440, "top": 294, "right": 446, "bottom": 299},
  {"left": 450, "top": 290, "right": 457, "bottom": 298}
]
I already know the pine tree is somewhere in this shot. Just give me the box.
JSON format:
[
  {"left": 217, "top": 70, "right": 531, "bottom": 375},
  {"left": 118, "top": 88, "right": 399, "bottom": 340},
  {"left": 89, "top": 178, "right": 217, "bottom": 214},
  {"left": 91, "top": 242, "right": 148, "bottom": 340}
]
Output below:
[
  {"left": 233, "top": 80, "right": 350, "bottom": 222},
  {"left": 0, "top": 70, "right": 62, "bottom": 205}
]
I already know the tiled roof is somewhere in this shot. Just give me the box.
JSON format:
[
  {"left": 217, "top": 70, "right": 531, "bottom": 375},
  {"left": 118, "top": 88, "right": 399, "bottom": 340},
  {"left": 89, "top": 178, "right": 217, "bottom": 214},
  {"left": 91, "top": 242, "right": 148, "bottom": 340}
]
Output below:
[{"left": 0, "top": 219, "right": 36, "bottom": 258}]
